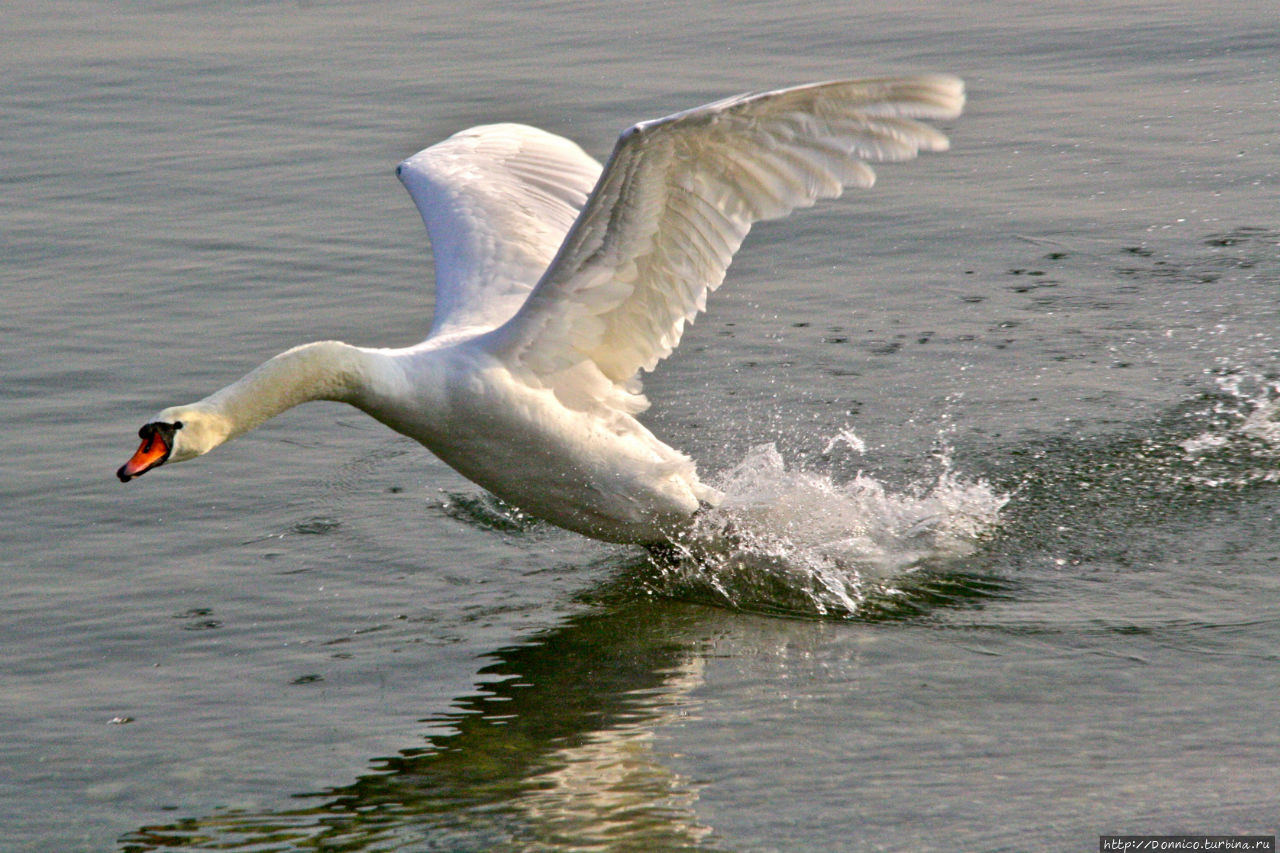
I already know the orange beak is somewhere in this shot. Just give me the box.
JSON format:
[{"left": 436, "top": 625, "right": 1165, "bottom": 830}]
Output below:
[{"left": 117, "top": 422, "right": 176, "bottom": 482}]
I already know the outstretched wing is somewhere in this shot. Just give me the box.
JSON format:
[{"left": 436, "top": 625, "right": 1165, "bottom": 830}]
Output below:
[
  {"left": 397, "top": 123, "right": 603, "bottom": 338},
  {"left": 483, "top": 76, "right": 964, "bottom": 410}
]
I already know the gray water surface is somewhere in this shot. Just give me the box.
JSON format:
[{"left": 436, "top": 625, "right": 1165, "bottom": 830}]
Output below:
[{"left": 4, "top": 1, "right": 1279, "bottom": 850}]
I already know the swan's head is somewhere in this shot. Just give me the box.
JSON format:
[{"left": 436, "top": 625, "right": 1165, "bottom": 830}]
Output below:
[{"left": 117, "top": 407, "right": 228, "bottom": 482}]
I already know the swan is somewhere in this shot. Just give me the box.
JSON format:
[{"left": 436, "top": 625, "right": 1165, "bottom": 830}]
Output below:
[{"left": 118, "top": 76, "right": 964, "bottom": 544}]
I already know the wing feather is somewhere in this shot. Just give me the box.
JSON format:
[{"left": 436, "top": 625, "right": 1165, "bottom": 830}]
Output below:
[
  {"left": 484, "top": 76, "right": 963, "bottom": 404},
  {"left": 396, "top": 123, "right": 602, "bottom": 338}
]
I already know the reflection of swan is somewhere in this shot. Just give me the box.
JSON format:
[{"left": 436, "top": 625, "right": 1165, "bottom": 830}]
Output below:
[
  {"left": 120, "top": 589, "right": 728, "bottom": 851},
  {"left": 118, "top": 77, "right": 964, "bottom": 544}
]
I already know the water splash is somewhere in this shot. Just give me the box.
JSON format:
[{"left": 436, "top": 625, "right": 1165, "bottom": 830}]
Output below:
[
  {"left": 821, "top": 428, "right": 867, "bottom": 455},
  {"left": 968, "top": 364, "right": 1280, "bottom": 583},
  {"left": 1177, "top": 370, "right": 1280, "bottom": 488},
  {"left": 649, "top": 443, "right": 1008, "bottom": 618}
]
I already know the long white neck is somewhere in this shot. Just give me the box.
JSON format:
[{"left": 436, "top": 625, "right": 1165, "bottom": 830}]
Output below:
[{"left": 162, "top": 340, "right": 387, "bottom": 460}]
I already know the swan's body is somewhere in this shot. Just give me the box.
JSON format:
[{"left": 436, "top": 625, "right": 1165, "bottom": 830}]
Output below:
[{"left": 119, "top": 77, "right": 964, "bottom": 544}]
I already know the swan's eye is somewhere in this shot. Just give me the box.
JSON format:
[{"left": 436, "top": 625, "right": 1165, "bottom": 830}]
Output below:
[{"left": 395, "top": 164, "right": 403, "bottom": 177}]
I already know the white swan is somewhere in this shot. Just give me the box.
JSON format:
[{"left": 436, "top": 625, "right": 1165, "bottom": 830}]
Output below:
[{"left": 118, "top": 76, "right": 964, "bottom": 544}]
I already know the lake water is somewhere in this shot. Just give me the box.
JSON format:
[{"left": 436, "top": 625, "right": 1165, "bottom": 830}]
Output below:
[{"left": 4, "top": 1, "right": 1279, "bottom": 850}]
